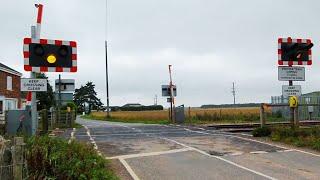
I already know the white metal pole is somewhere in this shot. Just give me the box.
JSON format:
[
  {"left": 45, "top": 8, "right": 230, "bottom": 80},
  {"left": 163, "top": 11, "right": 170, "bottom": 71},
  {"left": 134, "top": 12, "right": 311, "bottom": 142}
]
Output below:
[{"left": 30, "top": 26, "right": 37, "bottom": 135}]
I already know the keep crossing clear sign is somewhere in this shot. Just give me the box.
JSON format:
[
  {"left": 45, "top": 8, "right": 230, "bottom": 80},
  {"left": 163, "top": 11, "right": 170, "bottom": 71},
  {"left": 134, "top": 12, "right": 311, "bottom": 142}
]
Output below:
[
  {"left": 278, "top": 66, "right": 305, "bottom": 81},
  {"left": 21, "top": 78, "right": 47, "bottom": 92},
  {"left": 282, "top": 85, "right": 301, "bottom": 97}
]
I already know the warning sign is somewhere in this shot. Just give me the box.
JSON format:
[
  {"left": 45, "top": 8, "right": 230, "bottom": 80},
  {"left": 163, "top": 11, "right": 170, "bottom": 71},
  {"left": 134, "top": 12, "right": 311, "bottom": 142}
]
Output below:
[
  {"left": 21, "top": 78, "right": 47, "bottom": 92},
  {"left": 282, "top": 85, "right": 301, "bottom": 97}
]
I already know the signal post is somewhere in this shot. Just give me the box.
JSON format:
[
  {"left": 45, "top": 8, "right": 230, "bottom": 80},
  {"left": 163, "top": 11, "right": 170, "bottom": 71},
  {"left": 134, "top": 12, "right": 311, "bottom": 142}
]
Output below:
[
  {"left": 23, "top": 4, "right": 78, "bottom": 135},
  {"left": 277, "top": 37, "right": 313, "bottom": 128}
]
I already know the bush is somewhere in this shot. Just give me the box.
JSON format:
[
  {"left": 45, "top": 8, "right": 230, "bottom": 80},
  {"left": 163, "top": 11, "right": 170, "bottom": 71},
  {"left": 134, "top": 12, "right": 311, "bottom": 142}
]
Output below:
[
  {"left": 270, "top": 126, "right": 320, "bottom": 151},
  {"left": 61, "top": 101, "right": 77, "bottom": 111},
  {"left": 252, "top": 126, "right": 271, "bottom": 137},
  {"left": 26, "top": 136, "right": 117, "bottom": 179},
  {"left": 120, "top": 105, "right": 164, "bottom": 111}
]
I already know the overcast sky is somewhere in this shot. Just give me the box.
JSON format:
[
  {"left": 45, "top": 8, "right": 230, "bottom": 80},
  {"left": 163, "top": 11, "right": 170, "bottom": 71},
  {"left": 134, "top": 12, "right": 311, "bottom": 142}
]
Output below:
[{"left": 1, "top": 0, "right": 320, "bottom": 107}]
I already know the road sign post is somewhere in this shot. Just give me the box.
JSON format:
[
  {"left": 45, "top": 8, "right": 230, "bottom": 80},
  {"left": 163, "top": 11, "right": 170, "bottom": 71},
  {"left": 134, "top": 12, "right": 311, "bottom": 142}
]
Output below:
[
  {"left": 162, "top": 82, "right": 177, "bottom": 123},
  {"left": 24, "top": 4, "right": 78, "bottom": 135},
  {"left": 277, "top": 37, "right": 313, "bottom": 128}
]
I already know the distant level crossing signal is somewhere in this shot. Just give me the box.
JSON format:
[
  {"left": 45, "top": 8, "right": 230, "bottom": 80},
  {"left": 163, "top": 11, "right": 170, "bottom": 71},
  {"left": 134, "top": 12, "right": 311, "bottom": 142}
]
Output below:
[
  {"left": 23, "top": 38, "right": 77, "bottom": 72},
  {"left": 278, "top": 37, "right": 313, "bottom": 66},
  {"left": 161, "top": 85, "right": 177, "bottom": 97}
]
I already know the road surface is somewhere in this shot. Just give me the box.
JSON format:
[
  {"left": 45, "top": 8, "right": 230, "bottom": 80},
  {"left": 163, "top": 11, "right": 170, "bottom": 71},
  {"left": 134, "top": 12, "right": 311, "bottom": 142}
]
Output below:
[{"left": 65, "top": 118, "right": 320, "bottom": 180}]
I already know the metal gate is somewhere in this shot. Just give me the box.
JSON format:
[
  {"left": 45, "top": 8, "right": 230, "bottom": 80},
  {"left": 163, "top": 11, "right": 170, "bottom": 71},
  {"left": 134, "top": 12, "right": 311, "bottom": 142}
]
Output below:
[{"left": 271, "top": 95, "right": 320, "bottom": 120}]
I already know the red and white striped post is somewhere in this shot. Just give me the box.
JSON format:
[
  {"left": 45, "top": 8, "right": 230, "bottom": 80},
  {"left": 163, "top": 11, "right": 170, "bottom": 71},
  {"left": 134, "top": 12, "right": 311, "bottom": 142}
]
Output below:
[
  {"left": 35, "top": 4, "right": 43, "bottom": 39},
  {"left": 29, "top": 4, "right": 43, "bottom": 135}
]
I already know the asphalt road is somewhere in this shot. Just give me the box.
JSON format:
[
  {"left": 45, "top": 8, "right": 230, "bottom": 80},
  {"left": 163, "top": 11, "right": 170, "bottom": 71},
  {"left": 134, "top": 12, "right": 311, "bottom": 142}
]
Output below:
[{"left": 67, "top": 118, "right": 320, "bottom": 180}]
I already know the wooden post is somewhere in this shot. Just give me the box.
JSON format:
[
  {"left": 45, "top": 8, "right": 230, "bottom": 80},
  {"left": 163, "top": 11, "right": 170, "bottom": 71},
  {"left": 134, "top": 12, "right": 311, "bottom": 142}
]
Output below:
[
  {"left": 188, "top": 107, "right": 191, "bottom": 124},
  {"left": 260, "top": 103, "right": 265, "bottom": 127},
  {"left": 168, "top": 108, "right": 171, "bottom": 123},
  {"left": 294, "top": 106, "right": 299, "bottom": 127},
  {"left": 13, "top": 137, "right": 25, "bottom": 180},
  {"left": 42, "top": 109, "right": 48, "bottom": 133},
  {"left": 290, "top": 107, "right": 295, "bottom": 128},
  {"left": 66, "top": 112, "right": 69, "bottom": 127}
]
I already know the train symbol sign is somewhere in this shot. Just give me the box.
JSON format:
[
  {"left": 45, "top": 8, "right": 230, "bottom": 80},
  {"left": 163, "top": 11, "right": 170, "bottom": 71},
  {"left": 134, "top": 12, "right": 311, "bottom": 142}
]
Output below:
[{"left": 289, "top": 96, "right": 298, "bottom": 108}]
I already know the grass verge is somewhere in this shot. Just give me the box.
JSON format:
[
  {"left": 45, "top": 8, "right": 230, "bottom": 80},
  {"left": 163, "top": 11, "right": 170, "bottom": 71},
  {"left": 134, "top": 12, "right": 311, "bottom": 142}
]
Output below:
[
  {"left": 26, "top": 135, "right": 118, "bottom": 179},
  {"left": 72, "top": 122, "right": 84, "bottom": 129},
  {"left": 81, "top": 110, "right": 283, "bottom": 125},
  {"left": 81, "top": 114, "right": 170, "bottom": 124},
  {"left": 252, "top": 126, "right": 320, "bottom": 151}
]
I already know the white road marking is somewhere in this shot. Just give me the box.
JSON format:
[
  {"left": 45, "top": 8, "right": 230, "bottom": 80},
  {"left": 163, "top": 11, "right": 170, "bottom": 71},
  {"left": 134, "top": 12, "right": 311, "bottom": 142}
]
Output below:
[
  {"left": 74, "top": 131, "right": 189, "bottom": 137},
  {"left": 228, "top": 152, "right": 244, "bottom": 156},
  {"left": 277, "top": 149, "right": 294, "bottom": 153},
  {"left": 161, "top": 137, "right": 277, "bottom": 180},
  {"left": 119, "top": 158, "right": 140, "bottom": 180},
  {"left": 79, "top": 119, "right": 320, "bottom": 177},
  {"left": 68, "top": 128, "right": 76, "bottom": 143},
  {"left": 107, "top": 148, "right": 192, "bottom": 160},
  {"left": 83, "top": 125, "right": 99, "bottom": 151},
  {"left": 250, "top": 151, "right": 268, "bottom": 154}
]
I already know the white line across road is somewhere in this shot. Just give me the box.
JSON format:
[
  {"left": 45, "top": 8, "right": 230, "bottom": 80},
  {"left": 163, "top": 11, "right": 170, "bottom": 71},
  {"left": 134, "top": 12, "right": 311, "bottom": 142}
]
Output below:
[{"left": 107, "top": 147, "right": 193, "bottom": 160}]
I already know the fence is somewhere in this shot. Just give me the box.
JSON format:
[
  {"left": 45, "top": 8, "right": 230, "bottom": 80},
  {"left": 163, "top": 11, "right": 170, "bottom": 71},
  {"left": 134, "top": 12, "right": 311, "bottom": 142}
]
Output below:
[
  {"left": 0, "top": 137, "right": 27, "bottom": 180},
  {"left": 39, "top": 110, "right": 76, "bottom": 131},
  {"left": 271, "top": 95, "right": 320, "bottom": 120}
]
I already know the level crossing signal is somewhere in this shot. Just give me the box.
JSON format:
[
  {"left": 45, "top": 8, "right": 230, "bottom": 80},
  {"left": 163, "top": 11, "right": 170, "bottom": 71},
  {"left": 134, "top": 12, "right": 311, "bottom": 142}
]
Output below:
[
  {"left": 278, "top": 37, "right": 313, "bottom": 66},
  {"left": 23, "top": 38, "right": 77, "bottom": 72}
]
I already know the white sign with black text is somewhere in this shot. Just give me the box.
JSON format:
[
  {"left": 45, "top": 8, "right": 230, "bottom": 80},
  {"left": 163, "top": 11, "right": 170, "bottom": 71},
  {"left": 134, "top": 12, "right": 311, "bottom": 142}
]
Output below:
[
  {"left": 282, "top": 85, "right": 301, "bottom": 97},
  {"left": 21, "top": 78, "right": 47, "bottom": 92},
  {"left": 278, "top": 66, "right": 305, "bottom": 81}
]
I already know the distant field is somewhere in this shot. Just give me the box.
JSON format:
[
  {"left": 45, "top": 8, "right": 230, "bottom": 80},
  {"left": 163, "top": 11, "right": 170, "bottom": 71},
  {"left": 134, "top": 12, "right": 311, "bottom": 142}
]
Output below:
[{"left": 85, "top": 107, "right": 275, "bottom": 124}]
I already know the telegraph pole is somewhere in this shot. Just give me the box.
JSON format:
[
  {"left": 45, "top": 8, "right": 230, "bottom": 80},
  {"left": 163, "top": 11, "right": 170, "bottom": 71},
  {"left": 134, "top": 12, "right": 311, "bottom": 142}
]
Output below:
[
  {"left": 154, "top": 95, "right": 158, "bottom": 105},
  {"left": 105, "top": 41, "right": 110, "bottom": 118},
  {"left": 169, "top": 65, "right": 175, "bottom": 123},
  {"left": 105, "top": 0, "right": 110, "bottom": 118},
  {"left": 232, "top": 82, "right": 236, "bottom": 105}
]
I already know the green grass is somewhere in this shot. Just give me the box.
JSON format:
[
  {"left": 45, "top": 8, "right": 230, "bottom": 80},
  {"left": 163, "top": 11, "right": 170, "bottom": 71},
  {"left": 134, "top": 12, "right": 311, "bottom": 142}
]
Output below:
[
  {"left": 266, "top": 126, "right": 320, "bottom": 151},
  {"left": 26, "top": 135, "right": 118, "bottom": 179},
  {"left": 82, "top": 114, "right": 106, "bottom": 121},
  {"left": 72, "top": 122, "right": 84, "bottom": 129},
  {"left": 186, "top": 117, "right": 284, "bottom": 125},
  {"left": 81, "top": 115, "right": 170, "bottom": 125}
]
